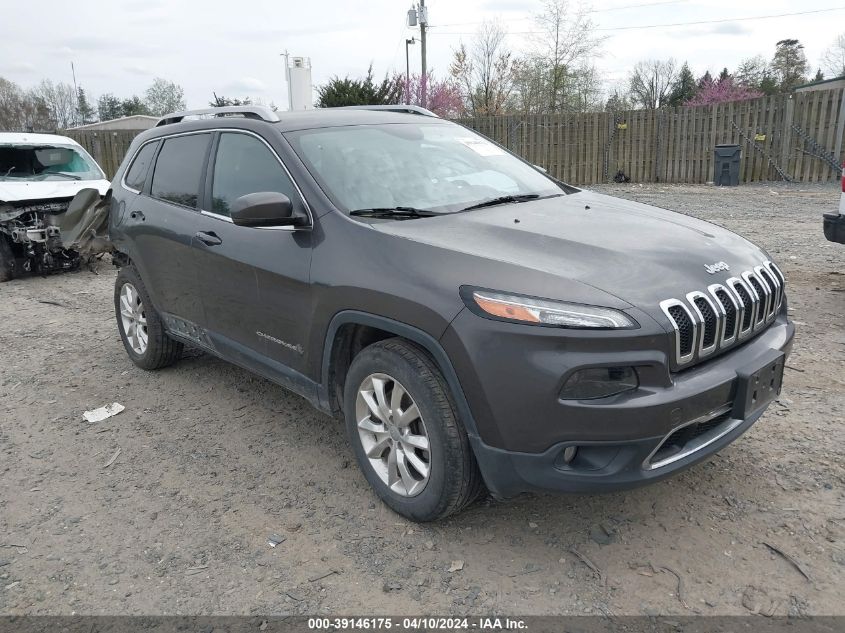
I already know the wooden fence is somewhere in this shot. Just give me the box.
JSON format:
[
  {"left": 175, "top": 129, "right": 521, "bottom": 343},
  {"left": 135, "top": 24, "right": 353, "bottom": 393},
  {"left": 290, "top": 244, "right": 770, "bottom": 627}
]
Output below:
[
  {"left": 459, "top": 87, "right": 845, "bottom": 185},
  {"left": 64, "top": 130, "right": 140, "bottom": 180},
  {"left": 64, "top": 87, "right": 845, "bottom": 184}
]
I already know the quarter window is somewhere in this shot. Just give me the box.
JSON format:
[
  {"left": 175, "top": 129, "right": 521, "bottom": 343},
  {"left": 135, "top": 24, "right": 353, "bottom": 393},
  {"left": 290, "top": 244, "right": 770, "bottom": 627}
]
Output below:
[
  {"left": 151, "top": 134, "right": 211, "bottom": 208},
  {"left": 124, "top": 142, "right": 158, "bottom": 191},
  {"left": 211, "top": 132, "right": 300, "bottom": 217}
]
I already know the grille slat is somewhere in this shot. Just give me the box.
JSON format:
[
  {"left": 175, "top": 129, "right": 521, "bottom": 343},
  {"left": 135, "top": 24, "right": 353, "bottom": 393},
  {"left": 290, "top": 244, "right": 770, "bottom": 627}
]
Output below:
[
  {"left": 747, "top": 275, "right": 767, "bottom": 326},
  {"left": 667, "top": 305, "right": 694, "bottom": 357},
  {"left": 693, "top": 296, "right": 717, "bottom": 348},
  {"left": 732, "top": 281, "right": 754, "bottom": 332},
  {"left": 661, "top": 262, "right": 784, "bottom": 368},
  {"left": 714, "top": 288, "right": 737, "bottom": 342}
]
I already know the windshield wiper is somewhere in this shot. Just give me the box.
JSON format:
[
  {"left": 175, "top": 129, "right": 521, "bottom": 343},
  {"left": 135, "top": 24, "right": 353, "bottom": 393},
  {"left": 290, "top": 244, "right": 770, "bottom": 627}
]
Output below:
[
  {"left": 39, "top": 172, "right": 82, "bottom": 181},
  {"left": 459, "top": 193, "right": 564, "bottom": 212},
  {"left": 349, "top": 206, "right": 438, "bottom": 219}
]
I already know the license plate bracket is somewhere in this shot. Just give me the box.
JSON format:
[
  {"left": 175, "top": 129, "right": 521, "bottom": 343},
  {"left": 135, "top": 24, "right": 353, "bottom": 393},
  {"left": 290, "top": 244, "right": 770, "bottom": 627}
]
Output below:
[{"left": 732, "top": 349, "right": 785, "bottom": 419}]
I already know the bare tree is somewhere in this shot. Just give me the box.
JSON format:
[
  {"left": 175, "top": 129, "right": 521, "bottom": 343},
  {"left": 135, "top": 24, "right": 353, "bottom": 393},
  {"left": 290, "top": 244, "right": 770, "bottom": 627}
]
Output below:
[
  {"left": 529, "top": 0, "right": 605, "bottom": 112},
  {"left": 31, "top": 79, "right": 77, "bottom": 128},
  {"left": 628, "top": 58, "right": 677, "bottom": 109},
  {"left": 0, "top": 77, "right": 26, "bottom": 130},
  {"left": 450, "top": 20, "right": 518, "bottom": 115},
  {"left": 821, "top": 33, "right": 845, "bottom": 78}
]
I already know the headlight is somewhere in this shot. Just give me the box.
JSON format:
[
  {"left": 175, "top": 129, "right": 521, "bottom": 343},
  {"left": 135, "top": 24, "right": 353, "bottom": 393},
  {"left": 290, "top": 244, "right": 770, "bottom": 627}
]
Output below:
[{"left": 464, "top": 289, "right": 638, "bottom": 329}]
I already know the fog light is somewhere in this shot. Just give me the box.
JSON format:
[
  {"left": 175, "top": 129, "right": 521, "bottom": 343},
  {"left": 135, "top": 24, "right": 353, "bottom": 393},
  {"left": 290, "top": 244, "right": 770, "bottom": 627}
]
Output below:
[
  {"left": 559, "top": 367, "right": 638, "bottom": 400},
  {"left": 562, "top": 446, "right": 578, "bottom": 463}
]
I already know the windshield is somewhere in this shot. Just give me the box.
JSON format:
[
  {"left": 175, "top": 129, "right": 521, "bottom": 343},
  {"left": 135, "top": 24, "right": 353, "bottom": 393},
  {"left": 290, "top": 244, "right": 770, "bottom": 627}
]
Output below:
[
  {"left": 286, "top": 122, "right": 564, "bottom": 214},
  {"left": 0, "top": 144, "right": 104, "bottom": 182}
]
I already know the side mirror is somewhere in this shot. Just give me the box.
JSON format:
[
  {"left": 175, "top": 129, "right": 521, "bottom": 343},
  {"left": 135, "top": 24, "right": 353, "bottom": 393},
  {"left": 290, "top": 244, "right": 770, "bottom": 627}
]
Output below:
[{"left": 230, "top": 192, "right": 297, "bottom": 227}]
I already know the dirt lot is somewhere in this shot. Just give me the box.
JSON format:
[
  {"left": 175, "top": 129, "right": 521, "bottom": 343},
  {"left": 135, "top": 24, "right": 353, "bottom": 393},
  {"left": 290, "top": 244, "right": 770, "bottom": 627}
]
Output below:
[{"left": 1, "top": 182, "right": 843, "bottom": 616}]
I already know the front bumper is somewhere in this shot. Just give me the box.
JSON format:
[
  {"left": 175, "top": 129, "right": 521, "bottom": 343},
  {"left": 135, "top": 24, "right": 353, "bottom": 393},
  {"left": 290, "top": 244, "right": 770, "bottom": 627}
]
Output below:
[
  {"left": 441, "top": 308, "right": 794, "bottom": 499},
  {"left": 823, "top": 212, "right": 845, "bottom": 244}
]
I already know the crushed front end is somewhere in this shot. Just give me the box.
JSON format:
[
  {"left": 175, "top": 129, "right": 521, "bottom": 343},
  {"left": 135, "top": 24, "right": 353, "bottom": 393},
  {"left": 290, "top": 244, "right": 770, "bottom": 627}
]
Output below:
[{"left": 0, "top": 189, "right": 112, "bottom": 281}]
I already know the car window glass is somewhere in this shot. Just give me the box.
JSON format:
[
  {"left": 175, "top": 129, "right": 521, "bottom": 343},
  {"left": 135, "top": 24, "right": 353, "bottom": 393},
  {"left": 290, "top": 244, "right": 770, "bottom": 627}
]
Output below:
[
  {"left": 151, "top": 134, "right": 210, "bottom": 208},
  {"left": 211, "top": 133, "right": 300, "bottom": 217},
  {"left": 124, "top": 142, "right": 158, "bottom": 191},
  {"left": 287, "top": 123, "right": 561, "bottom": 213},
  {"left": 0, "top": 144, "right": 103, "bottom": 182}
]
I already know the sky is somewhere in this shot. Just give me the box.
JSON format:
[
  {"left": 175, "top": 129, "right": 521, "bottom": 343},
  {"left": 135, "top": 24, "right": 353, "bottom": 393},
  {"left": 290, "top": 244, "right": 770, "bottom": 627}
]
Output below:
[{"left": 1, "top": 0, "right": 843, "bottom": 111}]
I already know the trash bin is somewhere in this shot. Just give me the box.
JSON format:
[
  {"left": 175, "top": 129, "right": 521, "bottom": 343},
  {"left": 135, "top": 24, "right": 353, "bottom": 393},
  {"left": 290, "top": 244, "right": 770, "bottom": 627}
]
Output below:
[{"left": 714, "top": 144, "right": 741, "bottom": 186}]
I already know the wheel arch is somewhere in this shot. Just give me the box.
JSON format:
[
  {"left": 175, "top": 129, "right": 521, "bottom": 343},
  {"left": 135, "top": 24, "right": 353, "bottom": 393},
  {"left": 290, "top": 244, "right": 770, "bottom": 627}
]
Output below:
[{"left": 319, "top": 310, "right": 482, "bottom": 443}]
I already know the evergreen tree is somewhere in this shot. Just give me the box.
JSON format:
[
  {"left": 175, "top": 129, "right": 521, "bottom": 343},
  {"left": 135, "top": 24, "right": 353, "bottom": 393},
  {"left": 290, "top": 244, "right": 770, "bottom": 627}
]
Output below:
[
  {"left": 316, "top": 65, "right": 402, "bottom": 108},
  {"left": 667, "top": 62, "right": 697, "bottom": 106},
  {"left": 771, "top": 39, "right": 809, "bottom": 92},
  {"left": 97, "top": 93, "right": 122, "bottom": 121},
  {"left": 76, "top": 87, "right": 96, "bottom": 125},
  {"left": 120, "top": 95, "right": 151, "bottom": 117},
  {"left": 209, "top": 93, "right": 253, "bottom": 107}
]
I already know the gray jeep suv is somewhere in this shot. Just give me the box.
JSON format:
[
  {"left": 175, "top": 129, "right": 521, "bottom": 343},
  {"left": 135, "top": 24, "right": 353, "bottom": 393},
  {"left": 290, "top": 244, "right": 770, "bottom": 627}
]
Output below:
[{"left": 108, "top": 105, "right": 794, "bottom": 521}]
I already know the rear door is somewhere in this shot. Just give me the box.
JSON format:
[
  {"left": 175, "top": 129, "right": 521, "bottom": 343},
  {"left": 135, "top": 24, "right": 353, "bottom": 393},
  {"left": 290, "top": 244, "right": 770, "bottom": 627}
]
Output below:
[
  {"left": 193, "top": 130, "right": 314, "bottom": 375},
  {"left": 120, "top": 133, "right": 210, "bottom": 327}
]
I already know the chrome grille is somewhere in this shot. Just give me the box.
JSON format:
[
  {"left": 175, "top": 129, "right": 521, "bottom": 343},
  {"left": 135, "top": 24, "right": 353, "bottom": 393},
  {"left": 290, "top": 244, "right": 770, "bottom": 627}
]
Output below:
[{"left": 660, "top": 260, "right": 784, "bottom": 367}]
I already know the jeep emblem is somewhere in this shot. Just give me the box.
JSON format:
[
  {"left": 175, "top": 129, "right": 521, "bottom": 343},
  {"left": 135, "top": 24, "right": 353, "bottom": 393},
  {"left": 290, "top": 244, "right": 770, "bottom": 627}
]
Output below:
[{"left": 704, "top": 261, "right": 730, "bottom": 274}]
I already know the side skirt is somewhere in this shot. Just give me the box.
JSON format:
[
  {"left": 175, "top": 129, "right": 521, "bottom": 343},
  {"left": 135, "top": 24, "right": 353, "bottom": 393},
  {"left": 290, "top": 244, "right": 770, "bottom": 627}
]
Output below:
[{"left": 162, "top": 313, "right": 324, "bottom": 411}]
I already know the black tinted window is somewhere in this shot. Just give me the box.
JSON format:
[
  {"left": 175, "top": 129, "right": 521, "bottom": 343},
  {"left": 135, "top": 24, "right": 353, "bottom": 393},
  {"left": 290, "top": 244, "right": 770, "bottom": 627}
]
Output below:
[
  {"left": 124, "top": 142, "right": 157, "bottom": 191},
  {"left": 211, "top": 133, "right": 299, "bottom": 217},
  {"left": 151, "top": 134, "right": 210, "bottom": 208}
]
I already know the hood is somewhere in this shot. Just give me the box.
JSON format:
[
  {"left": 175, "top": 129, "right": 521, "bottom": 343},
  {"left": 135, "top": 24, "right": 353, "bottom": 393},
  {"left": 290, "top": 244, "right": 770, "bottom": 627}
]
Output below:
[
  {"left": 0, "top": 178, "right": 110, "bottom": 203},
  {"left": 371, "top": 190, "right": 771, "bottom": 309}
]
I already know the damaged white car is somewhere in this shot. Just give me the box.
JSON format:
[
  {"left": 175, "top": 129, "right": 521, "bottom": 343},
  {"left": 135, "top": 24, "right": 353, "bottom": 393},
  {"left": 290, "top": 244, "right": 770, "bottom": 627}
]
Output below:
[{"left": 0, "top": 132, "right": 112, "bottom": 282}]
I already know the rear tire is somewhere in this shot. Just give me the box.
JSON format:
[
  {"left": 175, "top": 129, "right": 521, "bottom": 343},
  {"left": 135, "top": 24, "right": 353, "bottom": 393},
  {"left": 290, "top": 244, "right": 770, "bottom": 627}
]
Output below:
[
  {"left": 114, "top": 265, "right": 182, "bottom": 370},
  {"left": 344, "top": 338, "right": 484, "bottom": 521},
  {"left": 0, "top": 236, "right": 15, "bottom": 282}
]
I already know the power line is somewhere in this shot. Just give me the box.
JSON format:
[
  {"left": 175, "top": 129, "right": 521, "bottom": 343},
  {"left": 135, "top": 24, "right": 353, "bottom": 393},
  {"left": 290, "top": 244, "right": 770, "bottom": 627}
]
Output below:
[
  {"left": 427, "top": 6, "right": 845, "bottom": 35},
  {"left": 596, "top": 5, "right": 845, "bottom": 31},
  {"left": 429, "top": 0, "right": 690, "bottom": 27}
]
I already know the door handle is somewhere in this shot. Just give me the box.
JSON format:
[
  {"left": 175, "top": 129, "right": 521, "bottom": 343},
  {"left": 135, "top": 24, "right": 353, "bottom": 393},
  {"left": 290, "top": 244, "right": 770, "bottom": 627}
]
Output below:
[
  {"left": 195, "top": 231, "right": 222, "bottom": 246},
  {"left": 129, "top": 210, "right": 145, "bottom": 221}
]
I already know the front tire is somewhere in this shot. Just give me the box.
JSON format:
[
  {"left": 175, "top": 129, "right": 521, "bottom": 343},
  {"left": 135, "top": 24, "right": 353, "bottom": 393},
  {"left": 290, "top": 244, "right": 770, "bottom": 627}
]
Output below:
[
  {"left": 114, "top": 265, "right": 182, "bottom": 370},
  {"left": 344, "top": 339, "right": 484, "bottom": 521},
  {"left": 0, "top": 236, "right": 15, "bottom": 282}
]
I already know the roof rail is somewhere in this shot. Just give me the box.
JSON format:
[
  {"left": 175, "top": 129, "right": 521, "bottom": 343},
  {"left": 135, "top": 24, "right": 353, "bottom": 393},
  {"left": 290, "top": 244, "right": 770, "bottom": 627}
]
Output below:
[
  {"left": 339, "top": 105, "right": 439, "bottom": 118},
  {"left": 156, "top": 105, "right": 280, "bottom": 127}
]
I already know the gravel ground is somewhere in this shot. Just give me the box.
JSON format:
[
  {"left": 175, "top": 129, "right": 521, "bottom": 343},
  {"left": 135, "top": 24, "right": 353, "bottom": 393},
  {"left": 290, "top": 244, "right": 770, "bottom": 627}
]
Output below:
[{"left": 0, "top": 182, "right": 843, "bottom": 616}]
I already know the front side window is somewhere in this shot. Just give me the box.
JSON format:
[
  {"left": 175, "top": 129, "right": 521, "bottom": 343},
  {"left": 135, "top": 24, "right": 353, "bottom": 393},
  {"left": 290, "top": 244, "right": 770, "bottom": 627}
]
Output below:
[
  {"left": 150, "top": 134, "right": 210, "bottom": 208},
  {"left": 0, "top": 144, "right": 104, "bottom": 182},
  {"left": 124, "top": 141, "right": 158, "bottom": 191},
  {"left": 286, "top": 123, "right": 563, "bottom": 214},
  {"left": 210, "top": 132, "right": 301, "bottom": 217}
]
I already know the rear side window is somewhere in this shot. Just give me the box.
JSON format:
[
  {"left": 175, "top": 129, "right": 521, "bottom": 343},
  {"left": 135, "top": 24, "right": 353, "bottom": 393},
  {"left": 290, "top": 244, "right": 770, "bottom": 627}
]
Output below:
[
  {"left": 123, "top": 142, "right": 158, "bottom": 191},
  {"left": 151, "top": 134, "right": 210, "bottom": 208},
  {"left": 210, "top": 132, "right": 301, "bottom": 217}
]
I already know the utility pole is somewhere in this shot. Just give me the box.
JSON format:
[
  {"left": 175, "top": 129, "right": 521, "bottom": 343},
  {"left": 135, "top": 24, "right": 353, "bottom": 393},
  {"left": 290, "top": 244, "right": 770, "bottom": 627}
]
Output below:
[
  {"left": 405, "top": 38, "right": 415, "bottom": 105},
  {"left": 71, "top": 62, "right": 79, "bottom": 126},
  {"left": 419, "top": 0, "right": 427, "bottom": 108}
]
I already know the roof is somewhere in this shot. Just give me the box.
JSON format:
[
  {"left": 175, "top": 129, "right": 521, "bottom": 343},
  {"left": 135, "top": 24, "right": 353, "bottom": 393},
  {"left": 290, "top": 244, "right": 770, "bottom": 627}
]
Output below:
[
  {"left": 793, "top": 75, "right": 845, "bottom": 90},
  {"left": 69, "top": 115, "right": 159, "bottom": 130},
  {"left": 0, "top": 132, "right": 83, "bottom": 146},
  {"left": 273, "top": 108, "right": 448, "bottom": 132},
  {"left": 132, "top": 109, "right": 451, "bottom": 146}
]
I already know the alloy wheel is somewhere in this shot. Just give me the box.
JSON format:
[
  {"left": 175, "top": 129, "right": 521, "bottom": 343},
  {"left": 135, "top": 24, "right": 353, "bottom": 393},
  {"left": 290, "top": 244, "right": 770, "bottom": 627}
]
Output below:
[
  {"left": 119, "top": 282, "right": 148, "bottom": 355},
  {"left": 355, "top": 373, "right": 431, "bottom": 497}
]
